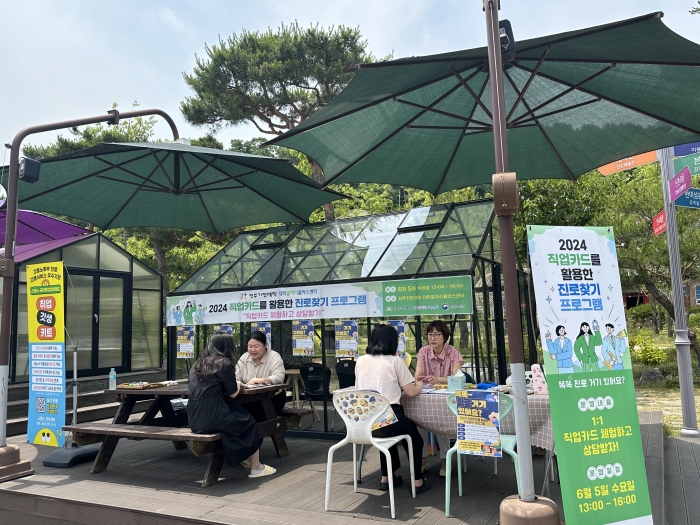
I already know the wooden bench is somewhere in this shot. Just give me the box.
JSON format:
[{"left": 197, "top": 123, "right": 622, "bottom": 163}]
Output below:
[
  {"left": 280, "top": 402, "right": 315, "bottom": 429},
  {"left": 64, "top": 416, "right": 287, "bottom": 487}
]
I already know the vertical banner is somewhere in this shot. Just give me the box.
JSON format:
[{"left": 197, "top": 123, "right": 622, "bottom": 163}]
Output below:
[
  {"left": 387, "top": 319, "right": 406, "bottom": 357},
  {"left": 212, "top": 324, "right": 233, "bottom": 335},
  {"left": 455, "top": 390, "right": 501, "bottom": 457},
  {"left": 27, "top": 262, "right": 66, "bottom": 448},
  {"left": 176, "top": 326, "right": 195, "bottom": 359},
  {"left": 292, "top": 320, "right": 315, "bottom": 356},
  {"left": 335, "top": 320, "right": 359, "bottom": 358},
  {"left": 528, "top": 225, "right": 652, "bottom": 525},
  {"left": 251, "top": 321, "right": 271, "bottom": 347}
]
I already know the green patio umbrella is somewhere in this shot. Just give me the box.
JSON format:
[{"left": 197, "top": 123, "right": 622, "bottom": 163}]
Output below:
[
  {"left": 267, "top": 12, "right": 700, "bottom": 191},
  {"left": 6, "top": 141, "right": 343, "bottom": 233}
]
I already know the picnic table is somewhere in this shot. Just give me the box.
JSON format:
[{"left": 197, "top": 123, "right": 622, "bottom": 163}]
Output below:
[{"left": 64, "top": 383, "right": 289, "bottom": 487}]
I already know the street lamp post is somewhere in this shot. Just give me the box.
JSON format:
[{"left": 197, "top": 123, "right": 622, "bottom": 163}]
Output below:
[{"left": 0, "top": 109, "right": 178, "bottom": 482}]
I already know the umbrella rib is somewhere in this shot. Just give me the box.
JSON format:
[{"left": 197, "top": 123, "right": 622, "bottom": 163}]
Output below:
[
  {"left": 185, "top": 168, "right": 220, "bottom": 234},
  {"left": 518, "top": 57, "right": 700, "bottom": 67},
  {"left": 234, "top": 177, "right": 309, "bottom": 224},
  {"left": 102, "top": 162, "right": 165, "bottom": 230},
  {"left": 509, "top": 63, "right": 615, "bottom": 124},
  {"left": 197, "top": 153, "right": 321, "bottom": 189},
  {"left": 504, "top": 70, "right": 576, "bottom": 182},
  {"left": 94, "top": 156, "right": 172, "bottom": 191},
  {"left": 264, "top": 63, "right": 484, "bottom": 146},
  {"left": 513, "top": 62, "right": 700, "bottom": 135},
  {"left": 506, "top": 47, "right": 550, "bottom": 122},
  {"left": 320, "top": 72, "right": 483, "bottom": 189},
  {"left": 434, "top": 75, "right": 491, "bottom": 196},
  {"left": 95, "top": 174, "right": 169, "bottom": 191},
  {"left": 511, "top": 98, "right": 601, "bottom": 127},
  {"left": 149, "top": 150, "right": 176, "bottom": 190},
  {"left": 394, "top": 98, "right": 491, "bottom": 127},
  {"left": 179, "top": 153, "right": 223, "bottom": 191},
  {"left": 408, "top": 125, "right": 490, "bottom": 130},
  {"left": 447, "top": 63, "right": 492, "bottom": 120}
]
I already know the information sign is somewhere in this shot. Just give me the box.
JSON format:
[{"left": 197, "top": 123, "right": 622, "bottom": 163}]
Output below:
[
  {"left": 176, "top": 326, "right": 195, "bottom": 359},
  {"left": 674, "top": 151, "right": 700, "bottom": 179},
  {"left": 455, "top": 390, "right": 501, "bottom": 457},
  {"left": 335, "top": 320, "right": 359, "bottom": 358},
  {"left": 292, "top": 320, "right": 315, "bottom": 356},
  {"left": 167, "top": 275, "right": 472, "bottom": 326},
  {"left": 673, "top": 141, "right": 700, "bottom": 158},
  {"left": 528, "top": 225, "right": 652, "bottom": 525},
  {"left": 652, "top": 210, "right": 666, "bottom": 236},
  {"left": 387, "top": 320, "right": 406, "bottom": 357},
  {"left": 670, "top": 166, "right": 691, "bottom": 202},
  {"left": 674, "top": 188, "right": 700, "bottom": 210},
  {"left": 26, "top": 262, "right": 66, "bottom": 448},
  {"left": 597, "top": 151, "right": 656, "bottom": 176}
]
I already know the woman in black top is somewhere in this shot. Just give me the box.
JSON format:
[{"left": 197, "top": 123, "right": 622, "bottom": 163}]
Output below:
[{"left": 188, "top": 333, "right": 276, "bottom": 478}]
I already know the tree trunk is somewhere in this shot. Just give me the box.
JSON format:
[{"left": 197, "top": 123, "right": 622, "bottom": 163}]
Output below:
[
  {"left": 645, "top": 280, "right": 700, "bottom": 373},
  {"left": 650, "top": 295, "right": 659, "bottom": 334},
  {"left": 150, "top": 233, "right": 170, "bottom": 317},
  {"left": 310, "top": 159, "right": 335, "bottom": 222}
]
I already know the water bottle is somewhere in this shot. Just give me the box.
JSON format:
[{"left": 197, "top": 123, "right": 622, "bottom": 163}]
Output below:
[{"left": 108, "top": 368, "right": 117, "bottom": 390}]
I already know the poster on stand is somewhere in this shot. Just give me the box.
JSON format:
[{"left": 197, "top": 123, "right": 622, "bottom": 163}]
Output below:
[
  {"left": 26, "top": 262, "right": 66, "bottom": 448},
  {"left": 455, "top": 390, "right": 501, "bottom": 457},
  {"left": 335, "top": 320, "right": 359, "bottom": 358},
  {"left": 387, "top": 320, "right": 406, "bottom": 357},
  {"left": 176, "top": 326, "right": 195, "bottom": 359},
  {"left": 528, "top": 225, "right": 652, "bottom": 525},
  {"left": 212, "top": 325, "right": 233, "bottom": 335},
  {"left": 167, "top": 275, "right": 472, "bottom": 325},
  {"left": 251, "top": 321, "right": 271, "bottom": 347},
  {"left": 292, "top": 320, "right": 315, "bottom": 356}
]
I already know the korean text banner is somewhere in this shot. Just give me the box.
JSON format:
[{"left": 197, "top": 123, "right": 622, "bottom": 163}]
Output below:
[
  {"left": 26, "top": 261, "right": 66, "bottom": 448},
  {"left": 528, "top": 225, "right": 651, "bottom": 525},
  {"left": 388, "top": 320, "right": 406, "bottom": 357},
  {"left": 456, "top": 390, "right": 501, "bottom": 457},
  {"left": 335, "top": 320, "right": 359, "bottom": 358},
  {"left": 166, "top": 276, "right": 472, "bottom": 326},
  {"left": 292, "top": 320, "right": 315, "bottom": 356}
]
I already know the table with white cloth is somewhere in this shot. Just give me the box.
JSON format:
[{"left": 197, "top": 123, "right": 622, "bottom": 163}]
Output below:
[{"left": 401, "top": 392, "right": 554, "bottom": 451}]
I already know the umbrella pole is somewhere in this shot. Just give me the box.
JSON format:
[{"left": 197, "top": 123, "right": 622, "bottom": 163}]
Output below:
[
  {"left": 0, "top": 109, "right": 178, "bottom": 482},
  {"left": 483, "top": 1, "right": 559, "bottom": 521}
]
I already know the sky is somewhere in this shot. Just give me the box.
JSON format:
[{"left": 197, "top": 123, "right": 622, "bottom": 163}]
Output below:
[{"left": 0, "top": 0, "right": 697, "bottom": 155}]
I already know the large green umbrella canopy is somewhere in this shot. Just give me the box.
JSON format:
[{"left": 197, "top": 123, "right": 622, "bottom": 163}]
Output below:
[
  {"left": 268, "top": 12, "right": 700, "bottom": 192},
  {"left": 6, "top": 141, "right": 342, "bottom": 233}
]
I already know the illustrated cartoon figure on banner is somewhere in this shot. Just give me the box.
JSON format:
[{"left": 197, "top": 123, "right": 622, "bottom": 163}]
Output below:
[
  {"left": 172, "top": 306, "right": 183, "bottom": 325},
  {"left": 194, "top": 303, "right": 206, "bottom": 325},
  {"left": 602, "top": 323, "right": 628, "bottom": 370},
  {"left": 545, "top": 325, "right": 575, "bottom": 374},
  {"left": 183, "top": 301, "right": 196, "bottom": 325},
  {"left": 573, "top": 320, "right": 602, "bottom": 372}
]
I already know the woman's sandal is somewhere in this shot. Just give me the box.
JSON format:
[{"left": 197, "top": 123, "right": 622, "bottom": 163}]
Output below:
[{"left": 248, "top": 464, "right": 276, "bottom": 478}]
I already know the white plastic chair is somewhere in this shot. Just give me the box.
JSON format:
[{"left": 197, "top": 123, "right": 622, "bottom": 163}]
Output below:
[{"left": 325, "top": 390, "right": 416, "bottom": 519}]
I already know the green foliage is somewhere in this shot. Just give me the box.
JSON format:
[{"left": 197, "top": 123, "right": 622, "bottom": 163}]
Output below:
[
  {"left": 629, "top": 331, "right": 667, "bottom": 365},
  {"left": 190, "top": 135, "right": 224, "bottom": 149},
  {"left": 181, "top": 22, "right": 381, "bottom": 135},
  {"left": 692, "top": 2, "right": 700, "bottom": 15},
  {"left": 626, "top": 304, "right": 653, "bottom": 326}
]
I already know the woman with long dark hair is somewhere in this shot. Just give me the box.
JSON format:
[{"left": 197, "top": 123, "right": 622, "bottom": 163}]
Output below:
[
  {"left": 188, "top": 333, "right": 276, "bottom": 478},
  {"left": 355, "top": 324, "right": 430, "bottom": 494}
]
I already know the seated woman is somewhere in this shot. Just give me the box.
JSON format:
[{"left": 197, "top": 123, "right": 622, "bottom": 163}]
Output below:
[
  {"left": 188, "top": 332, "right": 275, "bottom": 478},
  {"left": 235, "top": 331, "right": 287, "bottom": 421},
  {"left": 414, "top": 320, "right": 463, "bottom": 477},
  {"left": 355, "top": 324, "right": 430, "bottom": 494}
]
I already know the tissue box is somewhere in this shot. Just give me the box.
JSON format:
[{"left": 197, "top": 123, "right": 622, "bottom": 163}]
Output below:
[{"left": 447, "top": 375, "right": 466, "bottom": 392}]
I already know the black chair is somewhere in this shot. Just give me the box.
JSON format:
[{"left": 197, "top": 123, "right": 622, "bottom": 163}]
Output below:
[
  {"left": 299, "top": 362, "right": 332, "bottom": 424},
  {"left": 335, "top": 359, "right": 356, "bottom": 389}
]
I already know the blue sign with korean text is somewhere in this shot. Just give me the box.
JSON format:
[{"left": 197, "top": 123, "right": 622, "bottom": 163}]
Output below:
[
  {"left": 674, "top": 142, "right": 700, "bottom": 158},
  {"left": 675, "top": 188, "right": 700, "bottom": 209}
]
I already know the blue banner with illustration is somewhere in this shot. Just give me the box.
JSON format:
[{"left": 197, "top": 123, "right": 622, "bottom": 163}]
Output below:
[
  {"left": 387, "top": 320, "right": 406, "bottom": 357},
  {"left": 292, "top": 320, "right": 315, "bottom": 356},
  {"left": 335, "top": 320, "right": 358, "bottom": 358},
  {"left": 26, "top": 262, "right": 66, "bottom": 448},
  {"left": 251, "top": 321, "right": 271, "bottom": 347},
  {"left": 176, "top": 326, "right": 195, "bottom": 359}
]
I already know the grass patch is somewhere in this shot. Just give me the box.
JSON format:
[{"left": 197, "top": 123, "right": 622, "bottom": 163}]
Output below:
[{"left": 635, "top": 383, "right": 700, "bottom": 437}]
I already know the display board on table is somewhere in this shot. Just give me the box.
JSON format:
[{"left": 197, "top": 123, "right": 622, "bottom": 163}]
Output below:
[
  {"left": 292, "top": 319, "right": 315, "bottom": 356},
  {"left": 456, "top": 390, "right": 501, "bottom": 457},
  {"left": 166, "top": 275, "right": 472, "bottom": 325},
  {"left": 26, "top": 261, "right": 66, "bottom": 448},
  {"left": 528, "top": 225, "right": 652, "bottom": 525},
  {"left": 335, "top": 320, "right": 358, "bottom": 358},
  {"left": 387, "top": 319, "right": 406, "bottom": 358}
]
